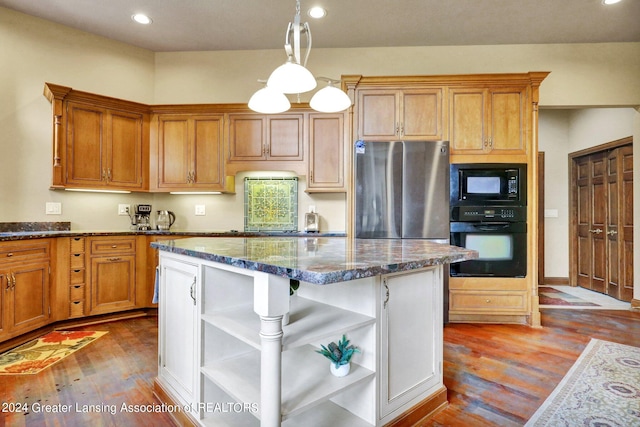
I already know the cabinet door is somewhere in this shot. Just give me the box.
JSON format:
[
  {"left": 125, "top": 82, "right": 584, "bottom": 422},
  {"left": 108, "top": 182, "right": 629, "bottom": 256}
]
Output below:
[
  {"left": 449, "top": 88, "right": 487, "bottom": 154},
  {"left": 401, "top": 89, "right": 443, "bottom": 140},
  {"left": 357, "top": 90, "right": 399, "bottom": 140},
  {"left": 107, "top": 110, "right": 144, "bottom": 189},
  {"left": 267, "top": 115, "right": 304, "bottom": 161},
  {"left": 158, "top": 256, "right": 199, "bottom": 408},
  {"left": 307, "top": 113, "right": 345, "bottom": 191},
  {"left": 66, "top": 102, "right": 106, "bottom": 186},
  {"left": 228, "top": 115, "right": 266, "bottom": 161},
  {"left": 89, "top": 255, "right": 136, "bottom": 315},
  {"left": 379, "top": 267, "right": 443, "bottom": 422},
  {"left": 191, "top": 116, "right": 224, "bottom": 188},
  {"left": 157, "top": 116, "right": 191, "bottom": 187},
  {"left": 488, "top": 88, "right": 526, "bottom": 154},
  {"left": 0, "top": 273, "right": 6, "bottom": 338},
  {"left": 9, "top": 261, "right": 50, "bottom": 335}
]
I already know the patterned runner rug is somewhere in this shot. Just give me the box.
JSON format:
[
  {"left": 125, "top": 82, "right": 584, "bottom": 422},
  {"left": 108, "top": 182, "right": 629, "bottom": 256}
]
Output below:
[
  {"left": 0, "top": 330, "right": 107, "bottom": 374},
  {"left": 526, "top": 338, "right": 640, "bottom": 426}
]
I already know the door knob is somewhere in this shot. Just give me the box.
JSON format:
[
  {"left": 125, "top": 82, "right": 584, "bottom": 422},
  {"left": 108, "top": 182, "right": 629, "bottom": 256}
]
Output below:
[
  {"left": 607, "top": 230, "right": 618, "bottom": 236},
  {"left": 588, "top": 229, "right": 603, "bottom": 234}
]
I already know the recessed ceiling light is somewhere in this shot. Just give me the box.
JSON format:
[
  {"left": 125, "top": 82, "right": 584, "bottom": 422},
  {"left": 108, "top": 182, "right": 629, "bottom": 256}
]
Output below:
[
  {"left": 602, "top": 0, "right": 622, "bottom": 4},
  {"left": 131, "top": 13, "right": 153, "bottom": 24},
  {"left": 308, "top": 6, "right": 326, "bottom": 19}
]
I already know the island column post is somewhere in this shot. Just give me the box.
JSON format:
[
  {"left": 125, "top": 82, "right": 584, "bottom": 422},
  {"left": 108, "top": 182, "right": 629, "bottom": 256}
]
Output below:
[{"left": 253, "top": 272, "right": 290, "bottom": 427}]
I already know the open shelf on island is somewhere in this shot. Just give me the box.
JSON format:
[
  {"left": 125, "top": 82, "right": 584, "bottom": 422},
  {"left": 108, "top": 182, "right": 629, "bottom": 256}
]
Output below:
[
  {"left": 201, "top": 296, "right": 375, "bottom": 351},
  {"left": 200, "top": 344, "right": 374, "bottom": 421}
]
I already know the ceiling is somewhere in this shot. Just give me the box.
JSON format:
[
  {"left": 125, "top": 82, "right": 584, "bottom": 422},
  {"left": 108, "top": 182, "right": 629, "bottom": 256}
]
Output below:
[{"left": 1, "top": 0, "right": 639, "bottom": 52}]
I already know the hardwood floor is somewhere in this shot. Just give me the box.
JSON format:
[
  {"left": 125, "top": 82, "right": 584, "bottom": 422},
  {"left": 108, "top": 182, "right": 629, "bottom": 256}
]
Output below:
[{"left": 1, "top": 309, "right": 638, "bottom": 427}]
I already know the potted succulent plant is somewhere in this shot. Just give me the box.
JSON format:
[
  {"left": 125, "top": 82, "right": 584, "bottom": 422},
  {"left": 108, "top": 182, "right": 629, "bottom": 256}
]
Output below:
[{"left": 316, "top": 334, "right": 360, "bottom": 377}]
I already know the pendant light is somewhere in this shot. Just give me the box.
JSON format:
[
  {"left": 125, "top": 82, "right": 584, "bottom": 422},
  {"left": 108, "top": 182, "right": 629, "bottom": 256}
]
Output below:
[{"left": 249, "top": 0, "right": 351, "bottom": 114}]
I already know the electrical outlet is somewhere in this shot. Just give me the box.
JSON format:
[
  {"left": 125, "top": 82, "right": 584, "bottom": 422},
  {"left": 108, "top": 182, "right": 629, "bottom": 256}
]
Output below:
[
  {"left": 195, "top": 205, "right": 206, "bottom": 216},
  {"left": 45, "top": 202, "right": 62, "bottom": 215},
  {"left": 118, "top": 204, "right": 130, "bottom": 216}
]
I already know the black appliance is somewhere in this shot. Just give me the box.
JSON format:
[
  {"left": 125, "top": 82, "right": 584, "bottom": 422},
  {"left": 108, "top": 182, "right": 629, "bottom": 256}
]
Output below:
[
  {"left": 450, "top": 207, "right": 527, "bottom": 277},
  {"left": 450, "top": 163, "right": 526, "bottom": 206},
  {"left": 450, "top": 163, "right": 528, "bottom": 278}
]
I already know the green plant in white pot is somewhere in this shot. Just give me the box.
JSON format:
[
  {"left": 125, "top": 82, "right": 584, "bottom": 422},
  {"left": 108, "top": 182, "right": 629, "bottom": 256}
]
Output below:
[{"left": 316, "top": 335, "right": 360, "bottom": 377}]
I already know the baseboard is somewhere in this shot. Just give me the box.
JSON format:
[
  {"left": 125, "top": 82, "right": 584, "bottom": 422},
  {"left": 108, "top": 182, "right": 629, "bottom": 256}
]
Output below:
[
  {"left": 384, "top": 386, "right": 448, "bottom": 427},
  {"left": 632, "top": 299, "right": 640, "bottom": 311},
  {"left": 542, "top": 277, "right": 569, "bottom": 285},
  {"left": 153, "top": 379, "right": 199, "bottom": 427}
]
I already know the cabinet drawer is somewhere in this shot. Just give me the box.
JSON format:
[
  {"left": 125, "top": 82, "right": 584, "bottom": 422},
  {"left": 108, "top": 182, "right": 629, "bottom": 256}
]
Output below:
[
  {"left": 70, "top": 284, "right": 85, "bottom": 300},
  {"left": 90, "top": 238, "right": 136, "bottom": 255},
  {"left": 70, "top": 268, "right": 85, "bottom": 284},
  {"left": 70, "top": 237, "right": 85, "bottom": 253},
  {"left": 69, "top": 300, "right": 84, "bottom": 317},
  {"left": 0, "top": 240, "right": 50, "bottom": 263},
  {"left": 450, "top": 290, "right": 528, "bottom": 313},
  {"left": 70, "top": 253, "right": 85, "bottom": 269}
]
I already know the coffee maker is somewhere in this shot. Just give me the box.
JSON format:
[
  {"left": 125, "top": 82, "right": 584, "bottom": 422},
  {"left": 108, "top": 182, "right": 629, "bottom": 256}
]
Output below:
[{"left": 130, "top": 204, "right": 152, "bottom": 230}]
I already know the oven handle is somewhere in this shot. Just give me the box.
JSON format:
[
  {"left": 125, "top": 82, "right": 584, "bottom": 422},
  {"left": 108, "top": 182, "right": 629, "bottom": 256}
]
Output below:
[{"left": 476, "top": 223, "right": 512, "bottom": 231}]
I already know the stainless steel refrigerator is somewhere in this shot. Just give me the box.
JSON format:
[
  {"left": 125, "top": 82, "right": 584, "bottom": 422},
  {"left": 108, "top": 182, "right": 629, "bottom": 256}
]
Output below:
[
  {"left": 355, "top": 140, "right": 451, "bottom": 321},
  {"left": 355, "top": 140, "right": 450, "bottom": 242}
]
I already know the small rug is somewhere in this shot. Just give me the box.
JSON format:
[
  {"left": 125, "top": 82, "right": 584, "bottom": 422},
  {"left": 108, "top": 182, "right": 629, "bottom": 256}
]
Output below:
[
  {"left": 539, "top": 286, "right": 599, "bottom": 307},
  {"left": 0, "top": 330, "right": 107, "bottom": 374},
  {"left": 526, "top": 338, "right": 640, "bottom": 426}
]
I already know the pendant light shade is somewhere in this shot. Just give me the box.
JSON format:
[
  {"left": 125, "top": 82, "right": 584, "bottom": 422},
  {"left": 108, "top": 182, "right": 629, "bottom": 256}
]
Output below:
[
  {"left": 310, "top": 83, "right": 351, "bottom": 113},
  {"left": 267, "top": 57, "right": 317, "bottom": 94},
  {"left": 248, "top": 86, "right": 291, "bottom": 114},
  {"left": 249, "top": 0, "right": 350, "bottom": 114}
]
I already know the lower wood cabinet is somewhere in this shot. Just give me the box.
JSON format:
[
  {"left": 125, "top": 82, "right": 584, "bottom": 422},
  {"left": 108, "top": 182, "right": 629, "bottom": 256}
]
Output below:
[
  {"left": 87, "top": 236, "right": 139, "bottom": 315},
  {"left": 0, "top": 240, "right": 51, "bottom": 342}
]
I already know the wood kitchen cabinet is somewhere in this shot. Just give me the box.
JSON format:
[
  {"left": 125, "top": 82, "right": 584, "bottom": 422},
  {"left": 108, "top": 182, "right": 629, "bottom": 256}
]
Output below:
[
  {"left": 0, "top": 240, "right": 51, "bottom": 342},
  {"left": 307, "top": 112, "right": 348, "bottom": 192},
  {"left": 44, "top": 84, "right": 149, "bottom": 191},
  {"left": 449, "top": 86, "right": 527, "bottom": 158},
  {"left": 356, "top": 88, "right": 443, "bottom": 141},
  {"left": 87, "top": 236, "right": 139, "bottom": 315},
  {"left": 227, "top": 113, "right": 306, "bottom": 175},
  {"left": 153, "top": 114, "right": 226, "bottom": 191}
]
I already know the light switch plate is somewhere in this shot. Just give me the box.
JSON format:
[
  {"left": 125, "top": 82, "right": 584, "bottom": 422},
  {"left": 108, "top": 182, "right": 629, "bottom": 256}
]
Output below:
[
  {"left": 45, "top": 202, "right": 62, "bottom": 215},
  {"left": 544, "top": 209, "right": 559, "bottom": 218},
  {"left": 118, "top": 204, "right": 130, "bottom": 215},
  {"left": 195, "top": 205, "right": 206, "bottom": 216}
]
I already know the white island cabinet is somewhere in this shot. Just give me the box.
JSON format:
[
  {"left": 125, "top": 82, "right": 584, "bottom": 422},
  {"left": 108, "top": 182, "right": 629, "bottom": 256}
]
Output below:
[{"left": 152, "top": 237, "right": 476, "bottom": 427}]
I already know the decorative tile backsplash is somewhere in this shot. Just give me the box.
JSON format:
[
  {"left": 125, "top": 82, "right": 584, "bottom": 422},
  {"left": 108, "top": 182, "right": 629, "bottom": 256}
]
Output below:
[{"left": 244, "top": 177, "right": 298, "bottom": 231}]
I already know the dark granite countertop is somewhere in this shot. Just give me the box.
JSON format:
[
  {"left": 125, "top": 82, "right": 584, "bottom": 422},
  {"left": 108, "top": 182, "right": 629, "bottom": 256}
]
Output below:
[
  {"left": 0, "top": 222, "right": 345, "bottom": 241},
  {"left": 151, "top": 237, "right": 477, "bottom": 285}
]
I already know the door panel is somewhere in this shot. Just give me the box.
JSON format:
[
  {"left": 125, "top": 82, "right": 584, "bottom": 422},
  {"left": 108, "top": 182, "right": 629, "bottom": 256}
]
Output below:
[
  {"left": 590, "top": 153, "right": 606, "bottom": 293},
  {"left": 619, "top": 146, "right": 634, "bottom": 301}
]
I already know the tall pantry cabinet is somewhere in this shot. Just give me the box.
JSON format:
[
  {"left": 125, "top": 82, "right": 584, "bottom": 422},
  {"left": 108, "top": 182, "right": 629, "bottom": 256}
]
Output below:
[{"left": 347, "top": 72, "right": 549, "bottom": 326}]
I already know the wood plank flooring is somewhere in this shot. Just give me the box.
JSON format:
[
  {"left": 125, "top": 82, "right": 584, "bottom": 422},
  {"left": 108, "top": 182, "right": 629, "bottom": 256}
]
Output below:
[{"left": 1, "top": 309, "right": 639, "bottom": 426}]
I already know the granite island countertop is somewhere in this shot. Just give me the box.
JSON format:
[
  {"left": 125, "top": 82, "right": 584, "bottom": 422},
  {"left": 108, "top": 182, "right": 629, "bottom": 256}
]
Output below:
[{"left": 151, "top": 236, "right": 477, "bottom": 285}]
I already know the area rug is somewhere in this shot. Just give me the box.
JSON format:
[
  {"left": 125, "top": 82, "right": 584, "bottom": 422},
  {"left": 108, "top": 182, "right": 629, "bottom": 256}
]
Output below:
[
  {"left": 0, "top": 330, "right": 107, "bottom": 374},
  {"left": 525, "top": 338, "right": 640, "bottom": 426},
  {"left": 539, "top": 286, "right": 599, "bottom": 307}
]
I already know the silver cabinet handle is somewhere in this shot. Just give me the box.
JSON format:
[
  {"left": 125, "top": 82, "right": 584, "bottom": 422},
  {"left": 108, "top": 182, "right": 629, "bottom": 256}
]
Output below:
[
  {"left": 383, "top": 279, "right": 389, "bottom": 309},
  {"left": 190, "top": 277, "right": 196, "bottom": 306}
]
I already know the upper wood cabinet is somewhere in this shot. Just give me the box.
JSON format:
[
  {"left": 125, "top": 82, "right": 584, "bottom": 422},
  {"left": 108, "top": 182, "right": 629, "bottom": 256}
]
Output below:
[
  {"left": 44, "top": 84, "right": 149, "bottom": 191},
  {"left": 66, "top": 102, "right": 146, "bottom": 190},
  {"left": 153, "top": 114, "right": 225, "bottom": 191},
  {"left": 227, "top": 113, "right": 305, "bottom": 175},
  {"left": 357, "top": 88, "right": 443, "bottom": 141},
  {"left": 307, "top": 113, "right": 347, "bottom": 192},
  {"left": 449, "top": 86, "right": 527, "bottom": 157}
]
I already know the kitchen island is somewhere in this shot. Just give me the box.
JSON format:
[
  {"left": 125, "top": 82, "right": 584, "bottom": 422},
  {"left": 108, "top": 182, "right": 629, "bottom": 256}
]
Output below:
[{"left": 151, "top": 237, "right": 476, "bottom": 427}]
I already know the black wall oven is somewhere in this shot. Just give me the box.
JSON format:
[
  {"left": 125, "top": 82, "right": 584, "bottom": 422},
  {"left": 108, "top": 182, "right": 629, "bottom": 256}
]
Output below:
[
  {"left": 450, "top": 213, "right": 527, "bottom": 277},
  {"left": 450, "top": 163, "right": 528, "bottom": 278}
]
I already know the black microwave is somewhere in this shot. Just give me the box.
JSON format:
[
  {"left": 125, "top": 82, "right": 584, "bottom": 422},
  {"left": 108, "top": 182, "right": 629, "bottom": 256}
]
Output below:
[{"left": 450, "top": 163, "right": 527, "bottom": 206}]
